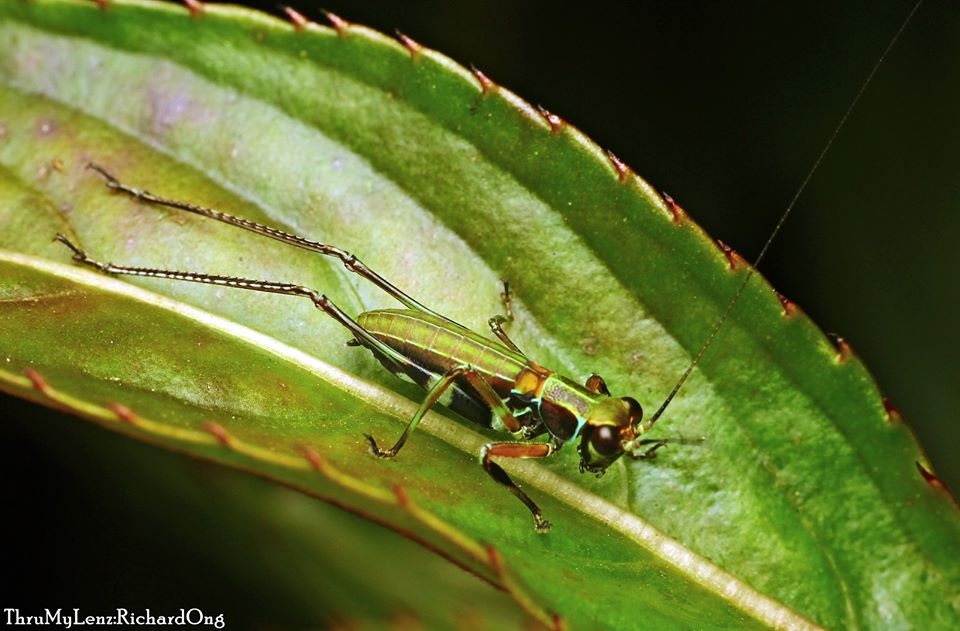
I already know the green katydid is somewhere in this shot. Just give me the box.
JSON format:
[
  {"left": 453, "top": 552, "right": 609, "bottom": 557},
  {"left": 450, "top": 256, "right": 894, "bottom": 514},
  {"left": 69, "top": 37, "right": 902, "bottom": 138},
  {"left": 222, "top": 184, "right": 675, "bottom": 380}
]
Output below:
[{"left": 54, "top": 0, "right": 922, "bottom": 533}]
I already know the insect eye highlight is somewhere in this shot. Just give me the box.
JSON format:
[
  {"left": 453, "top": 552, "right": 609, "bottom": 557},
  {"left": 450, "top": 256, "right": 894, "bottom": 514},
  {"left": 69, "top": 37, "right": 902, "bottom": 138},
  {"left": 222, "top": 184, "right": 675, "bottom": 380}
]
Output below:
[{"left": 590, "top": 424, "right": 622, "bottom": 456}]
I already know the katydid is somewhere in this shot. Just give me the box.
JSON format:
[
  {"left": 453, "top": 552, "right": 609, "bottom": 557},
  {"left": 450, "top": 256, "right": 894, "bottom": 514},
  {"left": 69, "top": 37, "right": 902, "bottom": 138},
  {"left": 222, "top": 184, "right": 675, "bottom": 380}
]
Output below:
[
  {"left": 55, "top": 163, "right": 670, "bottom": 533},
  {"left": 55, "top": 1, "right": 921, "bottom": 532}
]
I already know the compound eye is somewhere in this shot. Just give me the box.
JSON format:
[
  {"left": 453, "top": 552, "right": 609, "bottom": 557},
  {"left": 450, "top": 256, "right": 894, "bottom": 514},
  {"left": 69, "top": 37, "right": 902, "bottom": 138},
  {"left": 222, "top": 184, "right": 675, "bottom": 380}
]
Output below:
[
  {"left": 623, "top": 396, "right": 643, "bottom": 425},
  {"left": 590, "top": 425, "right": 622, "bottom": 456}
]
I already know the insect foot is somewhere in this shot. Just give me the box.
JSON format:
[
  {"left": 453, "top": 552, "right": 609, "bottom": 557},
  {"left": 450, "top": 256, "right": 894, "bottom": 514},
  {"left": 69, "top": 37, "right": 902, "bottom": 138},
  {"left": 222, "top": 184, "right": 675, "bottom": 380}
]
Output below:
[
  {"left": 364, "top": 433, "right": 397, "bottom": 459},
  {"left": 535, "top": 516, "right": 553, "bottom": 534},
  {"left": 578, "top": 458, "right": 607, "bottom": 478},
  {"left": 86, "top": 162, "right": 123, "bottom": 190}
]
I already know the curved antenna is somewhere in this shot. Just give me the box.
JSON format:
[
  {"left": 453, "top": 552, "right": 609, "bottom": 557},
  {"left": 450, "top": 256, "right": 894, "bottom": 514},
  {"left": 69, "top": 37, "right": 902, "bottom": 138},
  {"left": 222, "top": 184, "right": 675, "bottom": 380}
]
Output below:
[{"left": 645, "top": 0, "right": 924, "bottom": 431}]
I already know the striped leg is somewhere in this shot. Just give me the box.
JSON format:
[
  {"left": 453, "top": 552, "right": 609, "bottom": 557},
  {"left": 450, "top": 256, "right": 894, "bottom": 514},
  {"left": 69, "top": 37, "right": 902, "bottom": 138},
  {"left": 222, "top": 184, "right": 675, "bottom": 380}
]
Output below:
[
  {"left": 55, "top": 235, "right": 418, "bottom": 377},
  {"left": 86, "top": 163, "right": 452, "bottom": 322}
]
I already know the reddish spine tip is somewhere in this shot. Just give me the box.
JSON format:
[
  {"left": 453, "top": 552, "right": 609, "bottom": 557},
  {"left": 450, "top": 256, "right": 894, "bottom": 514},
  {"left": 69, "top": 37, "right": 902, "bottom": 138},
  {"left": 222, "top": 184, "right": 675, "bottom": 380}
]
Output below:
[
  {"left": 882, "top": 398, "right": 903, "bottom": 423},
  {"left": 181, "top": 0, "right": 203, "bottom": 18},
  {"left": 714, "top": 239, "right": 743, "bottom": 270},
  {"left": 108, "top": 402, "right": 138, "bottom": 425},
  {"left": 395, "top": 30, "right": 423, "bottom": 58},
  {"left": 282, "top": 6, "right": 310, "bottom": 32},
  {"left": 916, "top": 462, "right": 946, "bottom": 489},
  {"left": 484, "top": 544, "right": 505, "bottom": 578},
  {"left": 301, "top": 446, "right": 327, "bottom": 472},
  {"left": 775, "top": 291, "right": 798, "bottom": 317},
  {"left": 551, "top": 613, "right": 567, "bottom": 631},
  {"left": 24, "top": 368, "right": 48, "bottom": 393},
  {"left": 320, "top": 9, "right": 349, "bottom": 36},
  {"left": 94, "top": 0, "right": 110, "bottom": 10},
  {"left": 392, "top": 483, "right": 411, "bottom": 508},
  {"left": 827, "top": 333, "right": 853, "bottom": 363},
  {"left": 661, "top": 192, "right": 686, "bottom": 225},
  {"left": 469, "top": 64, "right": 495, "bottom": 94},
  {"left": 203, "top": 421, "right": 233, "bottom": 448},
  {"left": 535, "top": 105, "right": 564, "bottom": 134},
  {"left": 605, "top": 150, "right": 631, "bottom": 182}
]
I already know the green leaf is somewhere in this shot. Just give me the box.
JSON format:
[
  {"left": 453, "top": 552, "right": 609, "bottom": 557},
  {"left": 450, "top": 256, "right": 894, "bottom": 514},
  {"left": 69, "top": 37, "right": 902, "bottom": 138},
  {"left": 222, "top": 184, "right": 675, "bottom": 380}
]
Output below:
[
  {"left": 0, "top": 1, "right": 956, "bottom": 629},
  {"left": 5, "top": 396, "right": 532, "bottom": 630}
]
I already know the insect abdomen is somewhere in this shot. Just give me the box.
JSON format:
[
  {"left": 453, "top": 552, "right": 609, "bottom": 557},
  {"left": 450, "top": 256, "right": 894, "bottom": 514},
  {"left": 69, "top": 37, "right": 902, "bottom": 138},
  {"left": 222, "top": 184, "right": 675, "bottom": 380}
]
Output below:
[{"left": 358, "top": 309, "right": 526, "bottom": 396}]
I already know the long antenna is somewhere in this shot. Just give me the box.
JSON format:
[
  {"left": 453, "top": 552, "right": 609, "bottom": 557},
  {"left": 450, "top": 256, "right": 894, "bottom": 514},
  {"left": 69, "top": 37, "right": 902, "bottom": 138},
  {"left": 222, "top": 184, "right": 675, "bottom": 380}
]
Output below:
[{"left": 645, "top": 0, "right": 924, "bottom": 430}]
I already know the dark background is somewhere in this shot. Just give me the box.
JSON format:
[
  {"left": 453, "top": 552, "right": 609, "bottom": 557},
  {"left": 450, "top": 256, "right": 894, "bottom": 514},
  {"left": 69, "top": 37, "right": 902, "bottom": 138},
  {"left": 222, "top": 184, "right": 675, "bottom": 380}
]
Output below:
[
  {"left": 233, "top": 0, "right": 960, "bottom": 494},
  {"left": 4, "top": 0, "right": 957, "bottom": 625}
]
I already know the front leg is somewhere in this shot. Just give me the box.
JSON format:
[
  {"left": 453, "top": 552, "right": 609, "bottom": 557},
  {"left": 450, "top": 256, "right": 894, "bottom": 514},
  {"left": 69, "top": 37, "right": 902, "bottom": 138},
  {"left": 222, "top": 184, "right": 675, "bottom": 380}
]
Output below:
[
  {"left": 625, "top": 435, "right": 705, "bottom": 461},
  {"left": 627, "top": 438, "right": 669, "bottom": 460},
  {"left": 584, "top": 373, "right": 611, "bottom": 395}
]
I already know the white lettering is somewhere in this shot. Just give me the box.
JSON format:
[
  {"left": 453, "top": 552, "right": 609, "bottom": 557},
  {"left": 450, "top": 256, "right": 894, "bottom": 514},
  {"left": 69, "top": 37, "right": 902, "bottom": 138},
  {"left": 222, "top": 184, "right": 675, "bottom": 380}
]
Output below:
[{"left": 45, "top": 609, "right": 63, "bottom": 625}]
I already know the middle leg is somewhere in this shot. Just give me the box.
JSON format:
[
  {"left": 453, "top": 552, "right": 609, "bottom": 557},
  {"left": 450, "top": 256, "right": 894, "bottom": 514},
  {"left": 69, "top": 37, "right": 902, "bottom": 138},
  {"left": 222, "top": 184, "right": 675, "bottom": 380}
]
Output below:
[
  {"left": 488, "top": 281, "right": 524, "bottom": 355},
  {"left": 365, "top": 363, "right": 526, "bottom": 457}
]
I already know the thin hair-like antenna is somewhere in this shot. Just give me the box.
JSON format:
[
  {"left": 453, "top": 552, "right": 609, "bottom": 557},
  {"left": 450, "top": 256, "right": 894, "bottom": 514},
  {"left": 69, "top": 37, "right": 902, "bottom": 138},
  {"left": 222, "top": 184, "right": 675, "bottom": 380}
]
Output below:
[{"left": 644, "top": 0, "right": 924, "bottom": 431}]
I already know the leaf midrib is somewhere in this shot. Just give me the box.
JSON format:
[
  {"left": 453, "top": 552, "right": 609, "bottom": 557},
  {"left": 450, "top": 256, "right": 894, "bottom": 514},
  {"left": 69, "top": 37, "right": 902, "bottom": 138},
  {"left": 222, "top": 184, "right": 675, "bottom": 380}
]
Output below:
[
  {"left": 0, "top": 247, "right": 818, "bottom": 630},
  {"left": 0, "top": 16, "right": 908, "bottom": 622},
  {"left": 4, "top": 3, "right": 953, "bottom": 625}
]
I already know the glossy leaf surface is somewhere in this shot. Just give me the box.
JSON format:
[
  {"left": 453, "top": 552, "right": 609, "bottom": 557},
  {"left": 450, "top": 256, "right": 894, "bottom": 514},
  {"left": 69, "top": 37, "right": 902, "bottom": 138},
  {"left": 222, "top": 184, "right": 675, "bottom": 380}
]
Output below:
[{"left": 0, "top": 1, "right": 957, "bottom": 629}]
